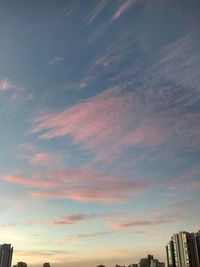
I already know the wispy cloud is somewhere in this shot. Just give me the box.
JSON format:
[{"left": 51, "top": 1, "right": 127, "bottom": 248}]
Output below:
[
  {"left": 81, "top": 21, "right": 109, "bottom": 46},
  {"left": 30, "top": 178, "right": 149, "bottom": 204},
  {"left": 76, "top": 231, "right": 115, "bottom": 238},
  {"left": 85, "top": 0, "right": 110, "bottom": 24},
  {"left": 108, "top": 212, "right": 182, "bottom": 229},
  {"left": 4, "top": 167, "right": 150, "bottom": 203},
  {"left": 29, "top": 152, "right": 57, "bottom": 166},
  {"left": 167, "top": 166, "right": 200, "bottom": 191},
  {"left": 111, "top": 0, "right": 138, "bottom": 21},
  {"left": 0, "top": 79, "right": 15, "bottom": 91},
  {"left": 63, "top": 0, "right": 79, "bottom": 16},
  {"left": 18, "top": 143, "right": 37, "bottom": 152},
  {"left": 30, "top": 86, "right": 200, "bottom": 163},
  {"left": 0, "top": 223, "right": 16, "bottom": 228},
  {"left": 48, "top": 57, "right": 64, "bottom": 65},
  {"left": 28, "top": 87, "right": 150, "bottom": 161},
  {"left": 17, "top": 142, "right": 61, "bottom": 168},
  {"left": 59, "top": 231, "right": 115, "bottom": 246},
  {"left": 53, "top": 213, "right": 106, "bottom": 225},
  {"left": 0, "top": 78, "right": 32, "bottom": 110},
  {"left": 4, "top": 174, "right": 62, "bottom": 188}
]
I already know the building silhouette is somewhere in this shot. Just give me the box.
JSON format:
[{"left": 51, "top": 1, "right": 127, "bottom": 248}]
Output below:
[
  {"left": 166, "top": 231, "right": 200, "bottom": 267},
  {"left": 139, "top": 255, "right": 153, "bottom": 267},
  {"left": 139, "top": 255, "right": 165, "bottom": 267},
  {"left": 0, "top": 244, "right": 13, "bottom": 267},
  {"left": 13, "top": 262, "right": 27, "bottom": 267},
  {"left": 150, "top": 259, "right": 165, "bottom": 267},
  {"left": 43, "top": 263, "right": 51, "bottom": 267}
]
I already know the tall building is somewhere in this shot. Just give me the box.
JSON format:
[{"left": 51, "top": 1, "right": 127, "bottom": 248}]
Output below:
[
  {"left": 166, "top": 240, "right": 176, "bottom": 267},
  {"left": 166, "top": 231, "right": 200, "bottom": 267},
  {"left": 139, "top": 255, "right": 153, "bottom": 267},
  {"left": 0, "top": 244, "right": 13, "bottom": 267}
]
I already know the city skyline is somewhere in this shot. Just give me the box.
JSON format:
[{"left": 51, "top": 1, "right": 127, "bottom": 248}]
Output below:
[
  {"left": 0, "top": 242, "right": 167, "bottom": 267},
  {"left": 2, "top": 230, "right": 200, "bottom": 267},
  {"left": 0, "top": 0, "right": 200, "bottom": 267}
]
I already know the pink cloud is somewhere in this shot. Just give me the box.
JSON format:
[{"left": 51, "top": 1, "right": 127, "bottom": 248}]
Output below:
[
  {"left": 5, "top": 167, "right": 150, "bottom": 203},
  {"left": 26, "top": 32, "right": 200, "bottom": 165},
  {"left": 0, "top": 79, "right": 13, "bottom": 91},
  {"left": 0, "top": 78, "right": 32, "bottom": 109},
  {"left": 17, "top": 144, "right": 60, "bottom": 168},
  {"left": 46, "top": 168, "right": 116, "bottom": 184},
  {"left": 4, "top": 175, "right": 61, "bottom": 188},
  {"left": 31, "top": 86, "right": 200, "bottom": 163},
  {"left": 30, "top": 178, "right": 148, "bottom": 204},
  {"left": 53, "top": 214, "right": 90, "bottom": 225},
  {"left": 108, "top": 212, "right": 182, "bottom": 229},
  {"left": 53, "top": 213, "right": 106, "bottom": 225},
  {"left": 30, "top": 152, "right": 54, "bottom": 166},
  {"left": 30, "top": 87, "right": 185, "bottom": 162},
  {"left": 189, "top": 182, "right": 200, "bottom": 190},
  {"left": 109, "top": 220, "right": 152, "bottom": 229}
]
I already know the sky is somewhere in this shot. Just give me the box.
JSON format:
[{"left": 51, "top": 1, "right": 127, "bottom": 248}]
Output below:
[{"left": 0, "top": 0, "right": 200, "bottom": 266}]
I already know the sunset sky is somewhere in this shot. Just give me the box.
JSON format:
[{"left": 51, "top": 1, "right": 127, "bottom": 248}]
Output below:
[{"left": 0, "top": 0, "right": 200, "bottom": 266}]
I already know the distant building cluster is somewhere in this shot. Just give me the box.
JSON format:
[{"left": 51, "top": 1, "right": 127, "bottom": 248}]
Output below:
[
  {"left": 98, "top": 255, "right": 165, "bottom": 267},
  {"left": 166, "top": 231, "right": 200, "bottom": 267},
  {"left": 137, "top": 254, "right": 165, "bottom": 267}
]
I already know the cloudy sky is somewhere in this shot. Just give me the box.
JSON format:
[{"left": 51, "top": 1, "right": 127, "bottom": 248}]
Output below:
[{"left": 0, "top": 0, "right": 200, "bottom": 266}]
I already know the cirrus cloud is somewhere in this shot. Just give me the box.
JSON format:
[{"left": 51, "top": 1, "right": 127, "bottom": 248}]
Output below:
[
  {"left": 4, "top": 174, "right": 62, "bottom": 188},
  {"left": 4, "top": 167, "right": 151, "bottom": 204},
  {"left": 30, "top": 86, "right": 200, "bottom": 162},
  {"left": 108, "top": 211, "right": 183, "bottom": 229}
]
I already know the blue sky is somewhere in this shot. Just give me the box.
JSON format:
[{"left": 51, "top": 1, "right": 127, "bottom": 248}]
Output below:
[{"left": 0, "top": 0, "right": 200, "bottom": 266}]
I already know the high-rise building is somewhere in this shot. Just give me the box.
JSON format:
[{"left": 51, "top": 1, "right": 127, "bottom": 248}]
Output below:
[
  {"left": 43, "top": 263, "right": 51, "bottom": 267},
  {"left": 166, "top": 231, "right": 200, "bottom": 267},
  {"left": 166, "top": 240, "right": 176, "bottom": 267},
  {"left": 0, "top": 244, "right": 13, "bottom": 267}
]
